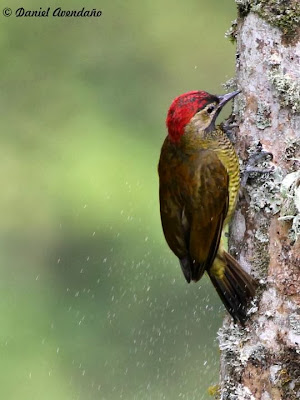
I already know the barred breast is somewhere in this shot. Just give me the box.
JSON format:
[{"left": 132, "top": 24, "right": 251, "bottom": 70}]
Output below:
[{"left": 213, "top": 127, "right": 240, "bottom": 225}]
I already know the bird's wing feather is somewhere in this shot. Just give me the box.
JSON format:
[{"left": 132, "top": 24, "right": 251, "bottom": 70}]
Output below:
[
  {"left": 159, "top": 183, "right": 188, "bottom": 260},
  {"left": 158, "top": 141, "right": 189, "bottom": 260},
  {"left": 187, "top": 150, "right": 229, "bottom": 273}
]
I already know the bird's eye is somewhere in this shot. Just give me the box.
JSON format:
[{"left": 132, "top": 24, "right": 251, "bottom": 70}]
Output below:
[{"left": 207, "top": 105, "right": 215, "bottom": 114}]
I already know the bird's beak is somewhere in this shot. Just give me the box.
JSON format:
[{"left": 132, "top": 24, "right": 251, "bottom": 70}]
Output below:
[
  {"left": 205, "top": 90, "right": 240, "bottom": 134},
  {"left": 217, "top": 90, "right": 241, "bottom": 109}
]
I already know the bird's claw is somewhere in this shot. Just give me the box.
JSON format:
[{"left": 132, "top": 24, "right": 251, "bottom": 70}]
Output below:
[{"left": 222, "top": 115, "right": 239, "bottom": 143}]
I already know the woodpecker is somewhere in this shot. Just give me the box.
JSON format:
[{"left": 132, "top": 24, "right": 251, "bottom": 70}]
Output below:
[{"left": 158, "top": 90, "right": 255, "bottom": 324}]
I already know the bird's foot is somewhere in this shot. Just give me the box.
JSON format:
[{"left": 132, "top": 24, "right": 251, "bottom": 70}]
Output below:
[{"left": 221, "top": 114, "right": 239, "bottom": 143}]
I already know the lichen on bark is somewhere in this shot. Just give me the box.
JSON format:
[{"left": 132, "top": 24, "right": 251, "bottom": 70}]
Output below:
[
  {"left": 267, "top": 68, "right": 300, "bottom": 114},
  {"left": 235, "top": 0, "right": 300, "bottom": 41}
]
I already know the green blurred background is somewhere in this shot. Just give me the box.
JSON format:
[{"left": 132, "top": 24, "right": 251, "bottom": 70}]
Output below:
[{"left": 1, "top": 1, "right": 236, "bottom": 399}]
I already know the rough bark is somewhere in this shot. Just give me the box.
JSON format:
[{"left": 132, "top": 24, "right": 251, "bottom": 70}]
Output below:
[{"left": 218, "top": 2, "right": 300, "bottom": 400}]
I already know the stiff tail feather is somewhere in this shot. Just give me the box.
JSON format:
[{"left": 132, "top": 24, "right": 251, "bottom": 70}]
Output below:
[{"left": 208, "top": 251, "right": 256, "bottom": 325}]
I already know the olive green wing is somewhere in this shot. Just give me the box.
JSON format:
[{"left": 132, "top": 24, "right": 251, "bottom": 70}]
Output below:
[
  {"left": 158, "top": 142, "right": 229, "bottom": 283},
  {"left": 159, "top": 176, "right": 195, "bottom": 283},
  {"left": 186, "top": 150, "right": 229, "bottom": 280},
  {"left": 159, "top": 179, "right": 188, "bottom": 260},
  {"left": 158, "top": 141, "right": 192, "bottom": 281}
]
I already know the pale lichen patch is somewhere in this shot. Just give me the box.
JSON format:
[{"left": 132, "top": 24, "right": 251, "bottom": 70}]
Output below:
[
  {"left": 289, "top": 312, "right": 300, "bottom": 337},
  {"left": 283, "top": 137, "right": 300, "bottom": 162},
  {"left": 269, "top": 364, "right": 282, "bottom": 384},
  {"left": 251, "top": 239, "right": 270, "bottom": 279},
  {"left": 222, "top": 77, "right": 238, "bottom": 92},
  {"left": 243, "top": 141, "right": 283, "bottom": 215},
  {"left": 246, "top": 165, "right": 283, "bottom": 215},
  {"left": 279, "top": 170, "right": 300, "bottom": 242},
  {"left": 255, "top": 102, "right": 272, "bottom": 130},
  {"left": 268, "top": 67, "right": 300, "bottom": 113},
  {"left": 255, "top": 228, "right": 269, "bottom": 243}
]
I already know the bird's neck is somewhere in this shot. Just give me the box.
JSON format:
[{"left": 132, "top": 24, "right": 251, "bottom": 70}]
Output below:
[{"left": 177, "top": 122, "right": 219, "bottom": 152}]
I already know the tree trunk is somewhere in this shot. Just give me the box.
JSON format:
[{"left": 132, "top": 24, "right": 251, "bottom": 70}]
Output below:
[{"left": 218, "top": 2, "right": 300, "bottom": 399}]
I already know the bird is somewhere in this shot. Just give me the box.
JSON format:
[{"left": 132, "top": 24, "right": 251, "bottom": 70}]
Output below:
[{"left": 158, "top": 90, "right": 256, "bottom": 324}]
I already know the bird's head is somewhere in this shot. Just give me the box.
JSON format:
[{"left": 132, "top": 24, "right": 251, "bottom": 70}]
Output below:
[{"left": 166, "top": 90, "right": 240, "bottom": 142}]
